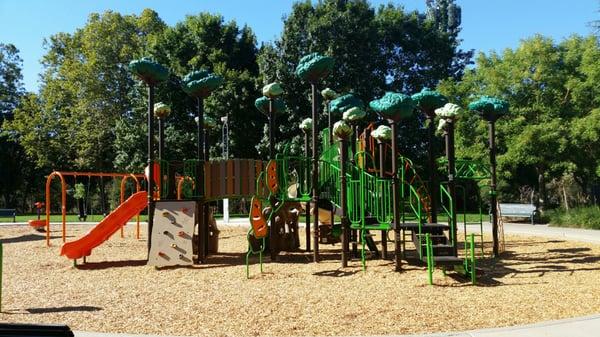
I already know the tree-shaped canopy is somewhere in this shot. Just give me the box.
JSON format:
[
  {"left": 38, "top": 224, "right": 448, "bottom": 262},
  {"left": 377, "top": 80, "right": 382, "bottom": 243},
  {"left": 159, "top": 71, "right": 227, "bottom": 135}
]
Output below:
[
  {"left": 254, "top": 96, "right": 286, "bottom": 115},
  {"left": 369, "top": 92, "right": 415, "bottom": 123},
  {"left": 411, "top": 88, "right": 447, "bottom": 117},
  {"left": 299, "top": 118, "right": 313, "bottom": 132},
  {"left": 468, "top": 96, "right": 509, "bottom": 122},
  {"left": 295, "top": 53, "right": 334, "bottom": 83},
  {"left": 333, "top": 120, "right": 352, "bottom": 140},
  {"left": 154, "top": 102, "right": 171, "bottom": 119},
  {"left": 182, "top": 69, "right": 224, "bottom": 98},
  {"left": 370, "top": 125, "right": 392, "bottom": 141},
  {"left": 329, "top": 93, "right": 365, "bottom": 116},
  {"left": 128, "top": 57, "right": 169, "bottom": 85}
]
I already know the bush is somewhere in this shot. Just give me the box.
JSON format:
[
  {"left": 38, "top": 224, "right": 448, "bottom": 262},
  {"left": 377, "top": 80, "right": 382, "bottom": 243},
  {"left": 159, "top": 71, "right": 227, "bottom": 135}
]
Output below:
[{"left": 547, "top": 206, "right": 600, "bottom": 230}]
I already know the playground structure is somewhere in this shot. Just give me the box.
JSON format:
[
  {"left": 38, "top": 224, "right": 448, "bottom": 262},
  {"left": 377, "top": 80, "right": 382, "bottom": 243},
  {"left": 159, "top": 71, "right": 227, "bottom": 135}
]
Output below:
[
  {"left": 42, "top": 54, "right": 507, "bottom": 284},
  {"left": 29, "top": 171, "right": 146, "bottom": 246}
]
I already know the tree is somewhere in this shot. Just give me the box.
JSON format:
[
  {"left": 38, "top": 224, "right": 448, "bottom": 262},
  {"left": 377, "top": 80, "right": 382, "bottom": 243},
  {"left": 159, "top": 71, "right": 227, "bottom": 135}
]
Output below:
[
  {"left": 113, "top": 12, "right": 262, "bottom": 170},
  {"left": 9, "top": 9, "right": 166, "bottom": 172},
  {"left": 257, "top": 0, "right": 471, "bottom": 163},
  {"left": 0, "top": 44, "right": 43, "bottom": 209},
  {"left": 439, "top": 35, "right": 600, "bottom": 206}
]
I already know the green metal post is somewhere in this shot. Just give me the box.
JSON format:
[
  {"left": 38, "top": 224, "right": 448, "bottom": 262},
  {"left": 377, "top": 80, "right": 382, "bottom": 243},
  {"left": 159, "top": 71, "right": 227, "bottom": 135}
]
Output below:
[
  {"left": 470, "top": 233, "right": 476, "bottom": 284},
  {"left": 0, "top": 243, "right": 3, "bottom": 312}
]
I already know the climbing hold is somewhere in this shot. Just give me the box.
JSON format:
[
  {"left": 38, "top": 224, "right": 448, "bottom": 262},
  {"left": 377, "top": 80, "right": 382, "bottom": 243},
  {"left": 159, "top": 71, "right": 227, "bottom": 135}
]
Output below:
[
  {"left": 171, "top": 243, "right": 177, "bottom": 248},
  {"left": 163, "top": 230, "right": 170, "bottom": 235},
  {"left": 178, "top": 231, "right": 186, "bottom": 237},
  {"left": 158, "top": 251, "right": 167, "bottom": 258},
  {"left": 162, "top": 211, "right": 170, "bottom": 217}
]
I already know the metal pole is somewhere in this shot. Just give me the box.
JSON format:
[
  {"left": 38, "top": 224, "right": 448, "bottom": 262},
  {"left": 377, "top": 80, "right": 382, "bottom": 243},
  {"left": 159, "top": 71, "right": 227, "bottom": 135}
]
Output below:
[
  {"left": 489, "top": 120, "right": 499, "bottom": 257},
  {"left": 327, "top": 102, "right": 332, "bottom": 145},
  {"left": 196, "top": 97, "right": 205, "bottom": 263},
  {"left": 445, "top": 120, "right": 458, "bottom": 256},
  {"left": 147, "top": 85, "right": 155, "bottom": 259},
  {"left": 269, "top": 99, "right": 275, "bottom": 159},
  {"left": 203, "top": 122, "right": 210, "bottom": 257},
  {"left": 268, "top": 98, "right": 278, "bottom": 260},
  {"left": 340, "top": 138, "right": 349, "bottom": 267},
  {"left": 351, "top": 123, "right": 358, "bottom": 257},
  {"left": 391, "top": 122, "right": 401, "bottom": 271},
  {"left": 426, "top": 113, "right": 438, "bottom": 224},
  {"left": 378, "top": 140, "right": 387, "bottom": 259},
  {"left": 304, "top": 132, "right": 311, "bottom": 252},
  {"left": 311, "top": 83, "right": 320, "bottom": 262},
  {"left": 158, "top": 118, "right": 164, "bottom": 162}
]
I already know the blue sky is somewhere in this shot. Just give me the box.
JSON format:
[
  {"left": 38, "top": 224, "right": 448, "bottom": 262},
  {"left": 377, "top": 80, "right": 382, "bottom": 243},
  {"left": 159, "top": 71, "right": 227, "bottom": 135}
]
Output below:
[{"left": 0, "top": 0, "right": 597, "bottom": 92}]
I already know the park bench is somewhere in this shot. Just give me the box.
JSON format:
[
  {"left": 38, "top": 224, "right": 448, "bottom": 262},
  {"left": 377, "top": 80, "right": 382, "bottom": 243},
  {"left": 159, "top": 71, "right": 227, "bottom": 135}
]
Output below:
[
  {"left": 498, "top": 203, "right": 538, "bottom": 225},
  {"left": 0, "top": 208, "right": 16, "bottom": 222}
]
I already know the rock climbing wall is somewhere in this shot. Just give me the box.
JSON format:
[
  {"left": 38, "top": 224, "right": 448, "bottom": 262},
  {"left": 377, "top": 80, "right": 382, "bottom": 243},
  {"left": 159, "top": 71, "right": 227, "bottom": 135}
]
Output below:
[{"left": 148, "top": 201, "right": 196, "bottom": 267}]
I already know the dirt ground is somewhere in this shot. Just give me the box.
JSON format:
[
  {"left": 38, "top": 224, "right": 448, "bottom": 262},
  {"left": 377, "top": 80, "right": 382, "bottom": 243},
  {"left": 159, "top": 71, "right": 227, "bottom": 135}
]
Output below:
[{"left": 0, "top": 223, "right": 599, "bottom": 336}]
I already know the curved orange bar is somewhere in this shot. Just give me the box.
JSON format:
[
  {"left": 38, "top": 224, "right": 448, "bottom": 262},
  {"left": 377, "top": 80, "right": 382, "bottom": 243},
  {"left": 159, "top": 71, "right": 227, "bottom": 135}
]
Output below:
[
  {"left": 249, "top": 196, "right": 268, "bottom": 238},
  {"left": 45, "top": 171, "right": 67, "bottom": 246},
  {"left": 265, "top": 160, "right": 278, "bottom": 194},
  {"left": 176, "top": 176, "right": 195, "bottom": 200},
  {"left": 120, "top": 174, "right": 141, "bottom": 239}
]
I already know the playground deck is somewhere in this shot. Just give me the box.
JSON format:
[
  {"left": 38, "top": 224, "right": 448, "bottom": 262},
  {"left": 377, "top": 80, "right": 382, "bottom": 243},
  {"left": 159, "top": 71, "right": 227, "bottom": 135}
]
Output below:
[{"left": 1, "top": 224, "right": 600, "bottom": 336}]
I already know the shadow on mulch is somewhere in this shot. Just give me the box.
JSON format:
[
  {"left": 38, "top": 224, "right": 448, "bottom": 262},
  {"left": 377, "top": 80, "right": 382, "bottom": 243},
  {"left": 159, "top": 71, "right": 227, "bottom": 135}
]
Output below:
[
  {"left": 25, "top": 306, "right": 102, "bottom": 314},
  {"left": 313, "top": 269, "right": 360, "bottom": 277},
  {"left": 76, "top": 259, "right": 147, "bottom": 270},
  {"left": 471, "top": 241, "right": 600, "bottom": 286},
  {"left": 0, "top": 233, "right": 69, "bottom": 244}
]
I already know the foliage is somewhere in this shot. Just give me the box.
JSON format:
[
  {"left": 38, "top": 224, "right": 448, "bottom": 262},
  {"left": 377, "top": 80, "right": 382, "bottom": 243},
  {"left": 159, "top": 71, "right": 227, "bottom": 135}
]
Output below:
[
  {"left": 258, "top": 0, "right": 471, "bottom": 159},
  {"left": 439, "top": 35, "right": 600, "bottom": 206},
  {"left": 547, "top": 206, "right": 600, "bottom": 230}
]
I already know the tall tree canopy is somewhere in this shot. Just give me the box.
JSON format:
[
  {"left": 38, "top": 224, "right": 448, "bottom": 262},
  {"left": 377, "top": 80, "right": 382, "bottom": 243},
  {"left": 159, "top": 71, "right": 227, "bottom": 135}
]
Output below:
[
  {"left": 439, "top": 35, "right": 600, "bottom": 206},
  {"left": 257, "top": 0, "right": 471, "bottom": 160}
]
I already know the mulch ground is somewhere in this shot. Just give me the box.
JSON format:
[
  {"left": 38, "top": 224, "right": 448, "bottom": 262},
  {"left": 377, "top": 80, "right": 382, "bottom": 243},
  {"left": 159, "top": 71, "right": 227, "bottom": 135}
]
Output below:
[{"left": 0, "top": 224, "right": 599, "bottom": 336}]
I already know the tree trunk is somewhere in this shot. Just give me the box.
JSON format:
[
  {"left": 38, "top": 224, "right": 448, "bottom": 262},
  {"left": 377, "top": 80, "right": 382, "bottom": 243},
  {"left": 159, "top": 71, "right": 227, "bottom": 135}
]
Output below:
[{"left": 537, "top": 167, "right": 546, "bottom": 212}]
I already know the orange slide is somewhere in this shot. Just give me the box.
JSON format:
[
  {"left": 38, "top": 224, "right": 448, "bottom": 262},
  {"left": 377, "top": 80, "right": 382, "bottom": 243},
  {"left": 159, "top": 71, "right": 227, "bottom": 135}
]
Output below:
[{"left": 60, "top": 191, "right": 148, "bottom": 259}]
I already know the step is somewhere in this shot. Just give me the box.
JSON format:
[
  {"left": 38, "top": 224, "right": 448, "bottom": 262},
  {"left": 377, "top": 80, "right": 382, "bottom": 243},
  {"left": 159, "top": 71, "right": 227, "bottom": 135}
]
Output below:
[
  {"left": 350, "top": 223, "right": 392, "bottom": 231},
  {"left": 422, "top": 255, "right": 463, "bottom": 266},
  {"left": 400, "top": 222, "right": 450, "bottom": 230}
]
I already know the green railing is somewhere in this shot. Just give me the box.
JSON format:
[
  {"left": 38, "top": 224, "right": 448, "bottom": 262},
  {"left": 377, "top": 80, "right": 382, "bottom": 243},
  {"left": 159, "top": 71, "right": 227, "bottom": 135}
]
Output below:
[{"left": 439, "top": 184, "right": 455, "bottom": 246}]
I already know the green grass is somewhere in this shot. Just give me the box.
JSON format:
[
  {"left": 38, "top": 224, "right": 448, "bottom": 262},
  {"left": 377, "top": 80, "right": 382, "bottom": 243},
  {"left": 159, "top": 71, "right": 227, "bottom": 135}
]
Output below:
[{"left": 546, "top": 206, "right": 600, "bottom": 230}]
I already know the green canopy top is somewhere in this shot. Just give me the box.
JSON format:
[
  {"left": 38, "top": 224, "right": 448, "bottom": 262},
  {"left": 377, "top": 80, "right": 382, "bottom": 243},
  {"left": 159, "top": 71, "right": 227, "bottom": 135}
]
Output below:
[
  {"left": 299, "top": 118, "right": 313, "bottom": 132},
  {"left": 369, "top": 92, "right": 415, "bottom": 123},
  {"left": 295, "top": 53, "right": 334, "bottom": 82},
  {"left": 333, "top": 120, "right": 352, "bottom": 140},
  {"left": 370, "top": 125, "right": 392, "bottom": 141},
  {"left": 182, "top": 69, "right": 223, "bottom": 98},
  {"left": 468, "top": 96, "right": 509, "bottom": 122},
  {"left": 262, "top": 82, "right": 284, "bottom": 98},
  {"left": 128, "top": 57, "right": 169, "bottom": 85},
  {"left": 411, "top": 88, "right": 447, "bottom": 116},
  {"left": 154, "top": 102, "right": 171, "bottom": 119},
  {"left": 254, "top": 96, "right": 286, "bottom": 115},
  {"left": 329, "top": 93, "right": 365, "bottom": 115}
]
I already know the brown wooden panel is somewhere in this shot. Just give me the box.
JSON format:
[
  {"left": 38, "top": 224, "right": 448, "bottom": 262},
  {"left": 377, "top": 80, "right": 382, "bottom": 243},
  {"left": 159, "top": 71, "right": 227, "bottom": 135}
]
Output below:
[
  {"left": 211, "top": 161, "right": 220, "bottom": 198},
  {"left": 227, "top": 160, "right": 234, "bottom": 195},
  {"left": 233, "top": 159, "right": 241, "bottom": 195},
  {"left": 219, "top": 160, "right": 226, "bottom": 197},
  {"left": 248, "top": 160, "right": 256, "bottom": 195},
  {"left": 204, "top": 161, "right": 211, "bottom": 198},
  {"left": 240, "top": 159, "right": 249, "bottom": 196}
]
